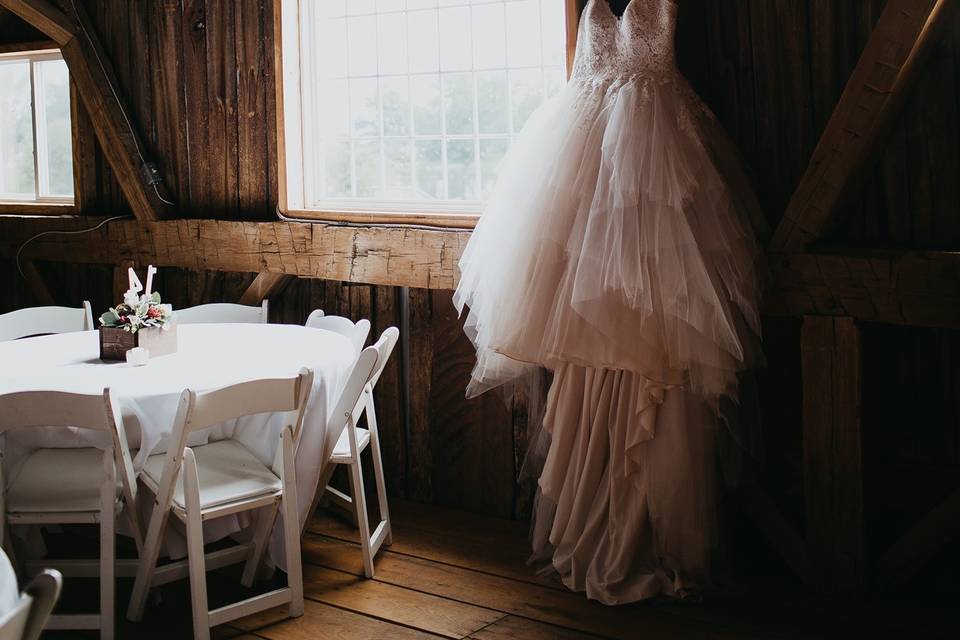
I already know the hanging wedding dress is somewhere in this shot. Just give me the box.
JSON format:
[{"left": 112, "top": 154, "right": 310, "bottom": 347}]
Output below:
[{"left": 454, "top": 0, "right": 764, "bottom": 604}]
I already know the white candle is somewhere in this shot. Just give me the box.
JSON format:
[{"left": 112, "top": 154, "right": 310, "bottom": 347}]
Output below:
[
  {"left": 145, "top": 265, "right": 157, "bottom": 297},
  {"left": 126, "top": 347, "right": 149, "bottom": 366}
]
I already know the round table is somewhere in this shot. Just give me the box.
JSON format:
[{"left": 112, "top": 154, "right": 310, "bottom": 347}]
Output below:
[{"left": 0, "top": 323, "right": 357, "bottom": 562}]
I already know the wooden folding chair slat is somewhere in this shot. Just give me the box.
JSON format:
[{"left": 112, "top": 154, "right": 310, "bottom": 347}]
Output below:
[{"left": 0, "top": 302, "right": 93, "bottom": 342}]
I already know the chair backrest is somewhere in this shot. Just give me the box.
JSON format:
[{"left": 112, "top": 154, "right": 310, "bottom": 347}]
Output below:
[
  {"left": 0, "top": 302, "right": 93, "bottom": 341},
  {"left": 175, "top": 301, "right": 268, "bottom": 325},
  {"left": 305, "top": 309, "right": 371, "bottom": 354},
  {"left": 159, "top": 369, "right": 314, "bottom": 490},
  {"left": 369, "top": 327, "right": 400, "bottom": 389},
  {"left": 324, "top": 348, "right": 379, "bottom": 439},
  {"left": 0, "top": 389, "right": 139, "bottom": 541},
  {"left": 0, "top": 569, "right": 62, "bottom": 640}
]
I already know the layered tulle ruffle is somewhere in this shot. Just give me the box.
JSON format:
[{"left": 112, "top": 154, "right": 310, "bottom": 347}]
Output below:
[{"left": 454, "top": 74, "right": 763, "bottom": 405}]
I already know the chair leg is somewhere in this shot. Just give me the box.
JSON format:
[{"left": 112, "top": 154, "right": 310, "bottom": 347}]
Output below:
[
  {"left": 347, "top": 456, "right": 374, "bottom": 578},
  {"left": 183, "top": 451, "right": 211, "bottom": 640},
  {"left": 366, "top": 401, "right": 393, "bottom": 546},
  {"left": 241, "top": 502, "right": 279, "bottom": 588},
  {"left": 280, "top": 426, "right": 304, "bottom": 617},
  {"left": 127, "top": 496, "right": 171, "bottom": 621},
  {"left": 100, "top": 451, "right": 115, "bottom": 640}
]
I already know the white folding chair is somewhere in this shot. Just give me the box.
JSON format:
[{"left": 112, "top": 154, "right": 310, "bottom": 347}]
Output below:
[
  {"left": 0, "top": 302, "right": 93, "bottom": 341},
  {"left": 0, "top": 550, "right": 62, "bottom": 640},
  {"left": 0, "top": 389, "right": 142, "bottom": 640},
  {"left": 126, "top": 369, "right": 314, "bottom": 640},
  {"left": 305, "top": 309, "right": 370, "bottom": 355},
  {"left": 319, "top": 327, "right": 399, "bottom": 578},
  {"left": 175, "top": 301, "right": 269, "bottom": 325}
]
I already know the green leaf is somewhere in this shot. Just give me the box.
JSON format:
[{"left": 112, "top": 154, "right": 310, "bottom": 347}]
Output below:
[{"left": 100, "top": 309, "right": 120, "bottom": 326}]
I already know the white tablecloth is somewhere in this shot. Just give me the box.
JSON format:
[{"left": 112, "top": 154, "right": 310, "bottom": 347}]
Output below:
[{"left": 0, "top": 324, "right": 357, "bottom": 564}]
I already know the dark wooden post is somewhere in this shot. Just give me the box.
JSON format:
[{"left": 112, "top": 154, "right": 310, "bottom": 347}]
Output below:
[{"left": 800, "top": 315, "right": 864, "bottom": 590}]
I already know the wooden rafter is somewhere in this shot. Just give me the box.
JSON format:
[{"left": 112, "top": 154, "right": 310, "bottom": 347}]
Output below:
[
  {"left": 771, "top": 0, "right": 953, "bottom": 251},
  {"left": 3, "top": 216, "right": 959, "bottom": 329},
  {"left": 0, "top": 0, "right": 173, "bottom": 222},
  {"left": 238, "top": 272, "right": 294, "bottom": 306}
]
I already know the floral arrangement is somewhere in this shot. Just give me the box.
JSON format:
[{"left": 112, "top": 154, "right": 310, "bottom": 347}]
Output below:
[
  {"left": 99, "top": 292, "right": 172, "bottom": 334},
  {"left": 99, "top": 265, "right": 173, "bottom": 334}
]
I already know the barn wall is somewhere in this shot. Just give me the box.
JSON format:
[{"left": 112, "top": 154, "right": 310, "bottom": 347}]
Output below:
[{"left": 1, "top": 2, "right": 959, "bottom": 573}]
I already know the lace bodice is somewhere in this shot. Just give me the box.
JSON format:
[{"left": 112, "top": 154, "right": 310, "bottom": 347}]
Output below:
[{"left": 572, "top": 0, "right": 679, "bottom": 84}]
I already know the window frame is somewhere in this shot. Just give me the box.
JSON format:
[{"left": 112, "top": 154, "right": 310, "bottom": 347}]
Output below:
[
  {"left": 0, "top": 44, "right": 76, "bottom": 214},
  {"left": 275, "top": 0, "right": 581, "bottom": 229}
]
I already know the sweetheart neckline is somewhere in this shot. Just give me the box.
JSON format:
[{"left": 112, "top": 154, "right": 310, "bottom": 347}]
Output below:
[{"left": 590, "top": 0, "right": 679, "bottom": 22}]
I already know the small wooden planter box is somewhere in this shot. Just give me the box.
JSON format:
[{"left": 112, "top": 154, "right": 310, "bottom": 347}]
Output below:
[{"left": 99, "top": 324, "right": 178, "bottom": 361}]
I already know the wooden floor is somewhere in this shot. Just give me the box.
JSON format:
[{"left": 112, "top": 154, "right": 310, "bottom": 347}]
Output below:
[{"left": 45, "top": 499, "right": 957, "bottom": 639}]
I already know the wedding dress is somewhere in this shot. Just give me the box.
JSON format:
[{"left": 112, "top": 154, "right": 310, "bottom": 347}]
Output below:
[{"left": 454, "top": 0, "right": 763, "bottom": 604}]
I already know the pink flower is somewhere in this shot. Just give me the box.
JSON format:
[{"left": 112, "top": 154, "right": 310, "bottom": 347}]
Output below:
[{"left": 146, "top": 306, "right": 162, "bottom": 319}]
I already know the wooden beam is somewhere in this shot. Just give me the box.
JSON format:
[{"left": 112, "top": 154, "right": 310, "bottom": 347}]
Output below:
[
  {"left": 876, "top": 486, "right": 960, "bottom": 589},
  {"left": 0, "top": 39, "right": 58, "bottom": 54},
  {"left": 771, "top": 0, "right": 954, "bottom": 251},
  {"left": 238, "top": 272, "right": 294, "bottom": 305},
  {"left": 3, "top": 216, "right": 960, "bottom": 328},
  {"left": 0, "top": 0, "right": 173, "bottom": 222},
  {"left": 765, "top": 250, "right": 960, "bottom": 330},
  {"left": 801, "top": 316, "right": 863, "bottom": 591},
  {"left": 19, "top": 260, "right": 55, "bottom": 305},
  {"left": 0, "top": 216, "right": 468, "bottom": 291},
  {"left": 0, "top": 0, "right": 74, "bottom": 45},
  {"left": 731, "top": 487, "right": 818, "bottom": 588}
]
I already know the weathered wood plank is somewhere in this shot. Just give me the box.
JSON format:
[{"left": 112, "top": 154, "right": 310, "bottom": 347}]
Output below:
[
  {"left": 230, "top": 597, "right": 438, "bottom": 640},
  {"left": 0, "top": 217, "right": 468, "bottom": 291},
  {"left": 302, "top": 564, "right": 503, "bottom": 639},
  {"left": 237, "top": 271, "right": 292, "bottom": 305},
  {"left": 801, "top": 316, "right": 863, "bottom": 590},
  {"left": 302, "top": 534, "right": 726, "bottom": 640},
  {"left": 772, "top": 0, "right": 955, "bottom": 250}
]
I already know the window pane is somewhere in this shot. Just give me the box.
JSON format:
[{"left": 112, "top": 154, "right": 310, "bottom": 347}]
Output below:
[
  {"left": 477, "top": 71, "right": 508, "bottom": 135},
  {"left": 446, "top": 139, "right": 476, "bottom": 200},
  {"left": 472, "top": 3, "right": 506, "bottom": 70},
  {"left": 480, "top": 137, "right": 509, "bottom": 198},
  {"left": 0, "top": 60, "right": 35, "bottom": 198},
  {"left": 37, "top": 59, "right": 73, "bottom": 197},
  {"left": 510, "top": 68, "right": 543, "bottom": 133},
  {"left": 378, "top": 12, "right": 408, "bottom": 76},
  {"left": 350, "top": 78, "right": 380, "bottom": 137},
  {"left": 355, "top": 140, "right": 382, "bottom": 198},
  {"left": 415, "top": 139, "right": 443, "bottom": 200},
  {"left": 298, "top": 0, "right": 567, "bottom": 212},
  {"left": 438, "top": 7, "right": 471, "bottom": 72},
  {"left": 384, "top": 139, "right": 412, "bottom": 198},
  {"left": 381, "top": 77, "right": 410, "bottom": 136},
  {"left": 411, "top": 75, "right": 441, "bottom": 135},
  {"left": 324, "top": 140, "right": 353, "bottom": 198},
  {"left": 443, "top": 73, "right": 474, "bottom": 136}
]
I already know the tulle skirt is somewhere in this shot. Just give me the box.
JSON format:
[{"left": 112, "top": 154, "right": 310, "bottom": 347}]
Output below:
[{"left": 454, "top": 72, "right": 764, "bottom": 404}]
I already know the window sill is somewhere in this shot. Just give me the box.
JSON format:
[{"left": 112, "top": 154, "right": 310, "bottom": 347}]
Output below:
[
  {"left": 0, "top": 202, "right": 77, "bottom": 217},
  {"left": 283, "top": 208, "right": 479, "bottom": 230}
]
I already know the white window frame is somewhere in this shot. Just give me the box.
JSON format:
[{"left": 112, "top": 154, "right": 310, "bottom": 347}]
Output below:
[
  {"left": 0, "top": 48, "right": 74, "bottom": 206},
  {"left": 275, "top": 0, "right": 579, "bottom": 229}
]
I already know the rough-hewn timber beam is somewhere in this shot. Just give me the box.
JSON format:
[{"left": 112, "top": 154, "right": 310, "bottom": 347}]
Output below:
[
  {"left": 2, "top": 217, "right": 958, "bottom": 328},
  {"left": 0, "top": 0, "right": 173, "bottom": 222},
  {"left": 801, "top": 316, "right": 863, "bottom": 591},
  {"left": 765, "top": 250, "right": 960, "bottom": 329},
  {"left": 771, "top": 0, "right": 953, "bottom": 251},
  {"left": 0, "top": 217, "right": 468, "bottom": 291},
  {"left": 238, "top": 272, "right": 294, "bottom": 306}
]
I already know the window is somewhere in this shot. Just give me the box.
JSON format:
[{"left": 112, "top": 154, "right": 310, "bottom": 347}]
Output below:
[
  {"left": 280, "top": 0, "right": 570, "bottom": 224},
  {"left": 0, "top": 50, "right": 74, "bottom": 205}
]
